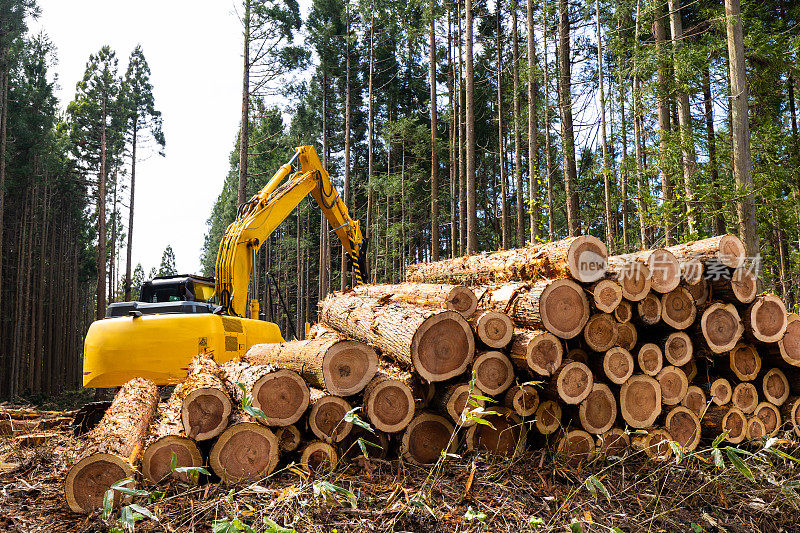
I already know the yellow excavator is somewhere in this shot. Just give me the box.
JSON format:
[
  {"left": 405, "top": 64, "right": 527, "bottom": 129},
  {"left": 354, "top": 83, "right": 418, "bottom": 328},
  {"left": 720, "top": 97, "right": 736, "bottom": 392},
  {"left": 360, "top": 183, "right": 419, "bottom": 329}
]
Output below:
[{"left": 82, "top": 145, "right": 366, "bottom": 388}]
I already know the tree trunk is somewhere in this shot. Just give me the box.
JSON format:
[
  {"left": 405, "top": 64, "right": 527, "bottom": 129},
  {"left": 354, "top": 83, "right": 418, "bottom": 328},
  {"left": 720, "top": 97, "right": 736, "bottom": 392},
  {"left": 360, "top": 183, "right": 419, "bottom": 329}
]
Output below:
[
  {"left": 124, "top": 126, "right": 137, "bottom": 301},
  {"left": 514, "top": 0, "right": 529, "bottom": 244},
  {"left": 557, "top": 0, "right": 580, "bottom": 235},
  {"left": 653, "top": 4, "right": 673, "bottom": 244},
  {"left": 97, "top": 96, "right": 107, "bottom": 321},
  {"left": 238, "top": 0, "right": 250, "bottom": 207},
  {"left": 367, "top": 1, "right": 375, "bottom": 269},
  {"left": 448, "top": 7, "right": 457, "bottom": 256},
  {"left": 341, "top": 13, "right": 352, "bottom": 290},
  {"left": 496, "top": 3, "right": 509, "bottom": 249},
  {"left": 703, "top": 66, "right": 725, "bottom": 235},
  {"left": 595, "top": 0, "right": 613, "bottom": 249},
  {"left": 542, "top": 14, "right": 555, "bottom": 240},
  {"left": 465, "top": 0, "right": 477, "bottom": 253},
  {"left": 430, "top": 4, "right": 440, "bottom": 261},
  {"left": 457, "top": 0, "right": 466, "bottom": 255}
]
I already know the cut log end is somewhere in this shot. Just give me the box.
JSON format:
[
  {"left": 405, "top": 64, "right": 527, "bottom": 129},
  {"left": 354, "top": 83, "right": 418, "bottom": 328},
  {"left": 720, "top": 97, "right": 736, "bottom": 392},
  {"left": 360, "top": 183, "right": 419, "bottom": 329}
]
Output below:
[
  {"left": 636, "top": 293, "right": 662, "bottom": 326},
  {"left": 701, "top": 303, "right": 744, "bottom": 353},
  {"left": 556, "top": 361, "right": 594, "bottom": 404},
  {"left": 252, "top": 369, "right": 310, "bottom": 427},
  {"left": 440, "top": 382, "right": 484, "bottom": 427},
  {"left": 567, "top": 235, "right": 608, "bottom": 283},
  {"left": 584, "top": 313, "right": 618, "bottom": 352},
  {"left": 474, "top": 311, "right": 514, "bottom": 348},
  {"left": 300, "top": 441, "right": 338, "bottom": 473},
  {"left": 681, "top": 386, "right": 707, "bottom": 418},
  {"left": 732, "top": 382, "right": 759, "bottom": 414},
  {"left": 182, "top": 388, "right": 232, "bottom": 441},
  {"left": 209, "top": 423, "right": 279, "bottom": 484},
  {"left": 613, "top": 300, "right": 633, "bottom": 323},
  {"left": 647, "top": 249, "right": 681, "bottom": 293},
  {"left": 309, "top": 394, "right": 353, "bottom": 443},
  {"left": 665, "top": 406, "right": 701, "bottom": 451},
  {"left": 661, "top": 288, "right": 696, "bottom": 330},
  {"left": 465, "top": 408, "right": 524, "bottom": 456},
  {"left": 747, "top": 294, "right": 788, "bottom": 343},
  {"left": 400, "top": 413, "right": 455, "bottom": 465},
  {"left": 746, "top": 416, "right": 766, "bottom": 441},
  {"left": 275, "top": 425, "right": 302, "bottom": 452},
  {"left": 521, "top": 330, "right": 563, "bottom": 377},
  {"left": 534, "top": 400, "right": 562, "bottom": 434},
  {"left": 604, "top": 347, "right": 634, "bottom": 385},
  {"left": 364, "top": 376, "right": 415, "bottom": 433},
  {"left": 664, "top": 332, "right": 693, "bottom": 366},
  {"left": 592, "top": 279, "right": 623, "bottom": 313},
  {"left": 556, "top": 429, "right": 596, "bottom": 466},
  {"left": 446, "top": 285, "right": 479, "bottom": 316},
  {"left": 721, "top": 407, "right": 747, "bottom": 444},
  {"left": 779, "top": 315, "right": 800, "bottom": 367},
  {"left": 710, "top": 378, "right": 733, "bottom": 405},
  {"left": 65, "top": 454, "right": 134, "bottom": 513},
  {"left": 142, "top": 436, "right": 203, "bottom": 484},
  {"left": 616, "top": 262, "right": 651, "bottom": 301},
  {"left": 578, "top": 383, "right": 617, "bottom": 434},
  {"left": 473, "top": 351, "right": 514, "bottom": 395},
  {"left": 615, "top": 322, "right": 637, "bottom": 351},
  {"left": 539, "top": 279, "right": 590, "bottom": 339},
  {"left": 597, "top": 428, "right": 630, "bottom": 458},
  {"left": 504, "top": 384, "right": 540, "bottom": 417},
  {"left": 657, "top": 366, "right": 689, "bottom": 406},
  {"left": 323, "top": 341, "right": 379, "bottom": 396},
  {"left": 680, "top": 257, "right": 704, "bottom": 285},
  {"left": 411, "top": 311, "right": 475, "bottom": 382},
  {"left": 639, "top": 428, "right": 674, "bottom": 461},
  {"left": 729, "top": 344, "right": 761, "bottom": 381},
  {"left": 620, "top": 374, "right": 662, "bottom": 428},
  {"left": 762, "top": 368, "right": 789, "bottom": 406},
  {"left": 754, "top": 402, "right": 781, "bottom": 437},
  {"left": 684, "top": 279, "right": 710, "bottom": 306},
  {"left": 718, "top": 233, "right": 747, "bottom": 268},
  {"left": 637, "top": 343, "right": 663, "bottom": 376},
  {"left": 729, "top": 267, "right": 758, "bottom": 303}
]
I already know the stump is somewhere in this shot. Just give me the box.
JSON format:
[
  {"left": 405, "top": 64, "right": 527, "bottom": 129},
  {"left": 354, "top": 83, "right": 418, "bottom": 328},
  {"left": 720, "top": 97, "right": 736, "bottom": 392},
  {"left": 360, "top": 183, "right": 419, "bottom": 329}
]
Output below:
[
  {"left": 509, "top": 328, "right": 563, "bottom": 377},
  {"left": 663, "top": 332, "right": 693, "bottom": 366},
  {"left": 209, "top": 422, "right": 279, "bottom": 484},
  {"left": 472, "top": 351, "right": 514, "bottom": 395},
  {"left": 534, "top": 400, "right": 562, "bottom": 434},
  {"left": 435, "top": 382, "right": 485, "bottom": 427},
  {"left": 731, "top": 382, "right": 758, "bottom": 414},
  {"left": 700, "top": 302, "right": 744, "bottom": 353},
  {"left": 555, "top": 429, "right": 596, "bottom": 466},
  {"left": 350, "top": 282, "right": 479, "bottom": 317},
  {"left": 65, "top": 378, "right": 160, "bottom": 513},
  {"left": 465, "top": 407, "right": 524, "bottom": 456},
  {"left": 709, "top": 378, "right": 733, "bottom": 406},
  {"left": 636, "top": 293, "right": 662, "bottom": 326},
  {"left": 660, "top": 287, "right": 696, "bottom": 330},
  {"left": 320, "top": 293, "right": 475, "bottom": 382},
  {"left": 307, "top": 389, "right": 353, "bottom": 443},
  {"left": 637, "top": 343, "right": 663, "bottom": 377},
  {"left": 710, "top": 266, "right": 757, "bottom": 304},
  {"left": 728, "top": 344, "right": 761, "bottom": 381},
  {"left": 578, "top": 383, "right": 617, "bottom": 434},
  {"left": 665, "top": 234, "right": 746, "bottom": 269},
  {"left": 471, "top": 310, "right": 514, "bottom": 348},
  {"left": 504, "top": 384, "right": 540, "bottom": 417},
  {"left": 180, "top": 354, "right": 232, "bottom": 441},
  {"left": 606, "top": 258, "right": 651, "bottom": 301},
  {"left": 545, "top": 361, "right": 594, "bottom": 405},
  {"left": 584, "top": 313, "right": 618, "bottom": 352},
  {"left": 603, "top": 347, "right": 634, "bottom": 385},
  {"left": 597, "top": 428, "right": 630, "bottom": 458},
  {"left": 762, "top": 368, "right": 789, "bottom": 406},
  {"left": 744, "top": 294, "right": 788, "bottom": 343},
  {"left": 620, "top": 374, "right": 661, "bottom": 428},
  {"left": 363, "top": 371, "right": 416, "bottom": 433},
  {"left": 400, "top": 412, "right": 456, "bottom": 465},
  {"left": 664, "top": 406, "right": 701, "bottom": 451},
  {"left": 613, "top": 300, "right": 633, "bottom": 323},
  {"left": 589, "top": 279, "right": 623, "bottom": 313},
  {"left": 681, "top": 386, "right": 707, "bottom": 418},
  {"left": 244, "top": 335, "right": 378, "bottom": 396},
  {"left": 753, "top": 402, "right": 781, "bottom": 437},
  {"left": 615, "top": 322, "right": 638, "bottom": 351},
  {"left": 299, "top": 441, "right": 338, "bottom": 473}
]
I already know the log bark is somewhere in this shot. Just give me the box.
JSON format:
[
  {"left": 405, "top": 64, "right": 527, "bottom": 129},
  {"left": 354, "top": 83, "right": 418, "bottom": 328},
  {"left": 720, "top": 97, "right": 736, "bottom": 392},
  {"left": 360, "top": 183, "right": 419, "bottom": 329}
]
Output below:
[
  {"left": 555, "top": 429, "right": 596, "bottom": 466},
  {"left": 613, "top": 300, "right": 632, "bottom": 323},
  {"left": 620, "top": 374, "right": 662, "bottom": 428},
  {"left": 307, "top": 388, "right": 353, "bottom": 443},
  {"left": 664, "top": 406, "right": 701, "bottom": 451},
  {"left": 657, "top": 366, "right": 689, "bottom": 406},
  {"left": 399, "top": 412, "right": 455, "bottom": 465},
  {"left": 637, "top": 343, "right": 663, "bottom": 377},
  {"left": 465, "top": 407, "right": 524, "bottom": 456},
  {"left": 589, "top": 279, "right": 623, "bottom": 313},
  {"left": 65, "top": 378, "right": 160, "bottom": 513},
  {"left": 509, "top": 328, "right": 563, "bottom": 376},
  {"left": 729, "top": 343, "right": 761, "bottom": 381},
  {"left": 635, "top": 293, "right": 662, "bottom": 326},
  {"left": 475, "top": 279, "right": 589, "bottom": 339},
  {"left": 702, "top": 405, "right": 746, "bottom": 443},
  {"left": 472, "top": 351, "right": 514, "bottom": 395},
  {"left": 363, "top": 370, "right": 416, "bottom": 433},
  {"left": 744, "top": 294, "right": 787, "bottom": 343},
  {"left": 596, "top": 428, "right": 630, "bottom": 457},
  {"left": 142, "top": 389, "right": 203, "bottom": 484},
  {"left": 223, "top": 361, "right": 310, "bottom": 427},
  {"left": 681, "top": 385, "right": 707, "bottom": 418},
  {"left": 660, "top": 287, "right": 696, "bottom": 330},
  {"left": 605, "top": 258, "right": 651, "bottom": 301},
  {"left": 578, "top": 383, "right": 617, "bottom": 434},
  {"left": 707, "top": 377, "right": 733, "bottom": 405},
  {"left": 584, "top": 313, "right": 618, "bottom": 352},
  {"left": 610, "top": 249, "right": 680, "bottom": 294},
  {"left": 603, "top": 347, "right": 634, "bottom": 385},
  {"left": 350, "top": 282, "right": 478, "bottom": 317},
  {"left": 320, "top": 293, "right": 475, "bottom": 382},
  {"left": 762, "top": 367, "right": 790, "bottom": 406},
  {"left": 663, "top": 331, "right": 693, "bottom": 366},
  {"left": 534, "top": 399, "right": 562, "bottom": 434},
  {"left": 405, "top": 235, "right": 608, "bottom": 284},
  {"left": 299, "top": 440, "right": 338, "bottom": 472},
  {"left": 434, "top": 381, "right": 484, "bottom": 427},
  {"left": 544, "top": 360, "right": 593, "bottom": 404},
  {"left": 615, "top": 322, "right": 637, "bottom": 351},
  {"left": 665, "top": 233, "right": 746, "bottom": 270},
  {"left": 180, "top": 353, "right": 232, "bottom": 441},
  {"left": 699, "top": 302, "right": 744, "bottom": 353},
  {"left": 471, "top": 310, "right": 514, "bottom": 348},
  {"left": 731, "top": 382, "right": 759, "bottom": 414},
  {"left": 504, "top": 384, "right": 539, "bottom": 417},
  {"left": 753, "top": 401, "right": 781, "bottom": 437},
  {"left": 710, "top": 266, "right": 757, "bottom": 304},
  {"left": 243, "top": 335, "right": 378, "bottom": 396}
]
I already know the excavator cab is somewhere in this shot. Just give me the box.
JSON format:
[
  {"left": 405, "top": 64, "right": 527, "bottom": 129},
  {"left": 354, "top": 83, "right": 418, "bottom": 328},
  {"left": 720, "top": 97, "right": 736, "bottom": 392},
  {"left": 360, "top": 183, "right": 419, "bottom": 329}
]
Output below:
[{"left": 104, "top": 275, "right": 219, "bottom": 318}]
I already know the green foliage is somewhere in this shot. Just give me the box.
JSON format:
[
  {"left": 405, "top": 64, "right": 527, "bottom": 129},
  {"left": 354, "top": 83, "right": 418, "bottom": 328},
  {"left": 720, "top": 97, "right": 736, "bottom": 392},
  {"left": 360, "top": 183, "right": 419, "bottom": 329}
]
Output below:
[{"left": 157, "top": 244, "right": 178, "bottom": 276}]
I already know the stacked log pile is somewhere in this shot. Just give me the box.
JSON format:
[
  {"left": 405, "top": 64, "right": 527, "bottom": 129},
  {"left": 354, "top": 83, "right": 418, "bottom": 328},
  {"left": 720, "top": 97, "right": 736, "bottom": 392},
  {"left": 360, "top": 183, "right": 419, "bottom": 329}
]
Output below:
[{"left": 64, "top": 233, "right": 800, "bottom": 513}]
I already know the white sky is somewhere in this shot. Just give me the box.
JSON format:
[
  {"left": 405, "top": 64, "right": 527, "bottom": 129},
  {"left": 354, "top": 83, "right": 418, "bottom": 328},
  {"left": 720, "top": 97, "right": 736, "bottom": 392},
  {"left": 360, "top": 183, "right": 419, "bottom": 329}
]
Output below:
[{"left": 30, "top": 0, "right": 246, "bottom": 275}]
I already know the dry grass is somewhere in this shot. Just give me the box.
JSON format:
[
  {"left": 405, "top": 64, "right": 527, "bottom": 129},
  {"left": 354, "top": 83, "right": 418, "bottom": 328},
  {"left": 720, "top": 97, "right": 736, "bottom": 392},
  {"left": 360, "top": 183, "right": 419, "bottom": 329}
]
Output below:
[{"left": 2, "top": 410, "right": 800, "bottom": 532}]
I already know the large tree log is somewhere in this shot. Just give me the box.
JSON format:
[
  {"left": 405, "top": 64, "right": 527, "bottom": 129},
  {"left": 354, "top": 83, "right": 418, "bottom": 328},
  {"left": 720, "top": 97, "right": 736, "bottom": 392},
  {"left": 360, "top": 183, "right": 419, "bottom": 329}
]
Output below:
[
  {"left": 475, "top": 279, "right": 589, "bottom": 339},
  {"left": 555, "top": 429, "right": 596, "bottom": 466},
  {"left": 665, "top": 233, "right": 746, "bottom": 270},
  {"left": 605, "top": 258, "right": 651, "bottom": 301},
  {"left": 772, "top": 313, "right": 800, "bottom": 367},
  {"left": 320, "top": 293, "right": 474, "bottom": 382},
  {"left": 504, "top": 384, "right": 539, "bottom": 417},
  {"left": 744, "top": 294, "right": 788, "bottom": 343},
  {"left": 142, "top": 391, "right": 203, "bottom": 485},
  {"left": 637, "top": 343, "right": 663, "bottom": 376},
  {"left": 578, "top": 383, "right": 617, "bottom": 434},
  {"left": 610, "top": 249, "right": 680, "bottom": 294},
  {"left": 780, "top": 396, "right": 800, "bottom": 437},
  {"left": 632, "top": 428, "right": 673, "bottom": 461},
  {"left": 472, "top": 351, "right": 514, "bottom": 395},
  {"left": 753, "top": 401, "right": 781, "bottom": 437},
  {"left": 65, "top": 378, "right": 160, "bottom": 513},
  {"left": 405, "top": 235, "right": 608, "bottom": 284},
  {"left": 615, "top": 321, "right": 637, "bottom": 351},
  {"left": 603, "top": 347, "right": 634, "bottom": 385},
  {"left": 299, "top": 440, "right": 338, "bottom": 472},
  {"left": 589, "top": 279, "right": 623, "bottom": 313},
  {"left": 400, "top": 412, "right": 456, "bottom": 465},
  {"left": 243, "top": 335, "right": 378, "bottom": 397},
  {"left": 657, "top": 366, "right": 689, "bottom": 406},
  {"left": 363, "top": 370, "right": 416, "bottom": 433},
  {"left": 613, "top": 300, "right": 632, "bottom": 323},
  {"left": 728, "top": 343, "right": 761, "bottom": 381},
  {"left": 762, "top": 367, "right": 790, "bottom": 406},
  {"left": 350, "top": 282, "right": 479, "bottom": 317},
  {"left": 543, "top": 360, "right": 594, "bottom": 404},
  {"left": 620, "top": 374, "right": 661, "bottom": 428},
  {"left": 699, "top": 302, "right": 744, "bottom": 353},
  {"left": 663, "top": 331, "right": 693, "bottom": 366},
  {"left": 681, "top": 386, "right": 707, "bottom": 418},
  {"left": 307, "top": 388, "right": 353, "bottom": 442},
  {"left": 596, "top": 428, "right": 630, "bottom": 458},
  {"left": 223, "top": 361, "right": 310, "bottom": 427},
  {"left": 745, "top": 415, "right": 766, "bottom": 441},
  {"left": 465, "top": 407, "right": 525, "bottom": 456},
  {"left": 731, "top": 382, "right": 759, "bottom": 414},
  {"left": 534, "top": 400, "right": 562, "bottom": 434},
  {"left": 584, "top": 313, "right": 618, "bottom": 352},
  {"left": 710, "top": 266, "right": 757, "bottom": 304},
  {"left": 660, "top": 287, "right": 696, "bottom": 329},
  {"left": 509, "top": 328, "right": 563, "bottom": 376},
  {"left": 180, "top": 353, "right": 233, "bottom": 441},
  {"left": 635, "top": 293, "right": 662, "bottom": 326},
  {"left": 664, "top": 406, "right": 701, "bottom": 451},
  {"left": 470, "top": 310, "right": 514, "bottom": 348},
  {"left": 434, "top": 382, "right": 485, "bottom": 427},
  {"left": 707, "top": 377, "right": 733, "bottom": 405},
  {"left": 683, "top": 279, "right": 710, "bottom": 306},
  {"left": 702, "top": 405, "right": 746, "bottom": 444}
]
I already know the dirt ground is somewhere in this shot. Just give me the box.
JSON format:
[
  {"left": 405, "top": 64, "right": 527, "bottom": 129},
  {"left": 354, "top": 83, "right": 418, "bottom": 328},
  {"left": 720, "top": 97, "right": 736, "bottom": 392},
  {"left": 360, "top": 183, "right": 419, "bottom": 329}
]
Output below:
[{"left": 2, "top": 405, "right": 800, "bottom": 533}]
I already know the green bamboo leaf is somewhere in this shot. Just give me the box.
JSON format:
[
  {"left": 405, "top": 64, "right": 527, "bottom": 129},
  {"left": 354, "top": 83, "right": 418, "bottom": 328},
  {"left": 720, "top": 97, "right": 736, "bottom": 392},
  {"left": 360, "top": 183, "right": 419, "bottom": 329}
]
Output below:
[{"left": 726, "top": 448, "right": 754, "bottom": 481}]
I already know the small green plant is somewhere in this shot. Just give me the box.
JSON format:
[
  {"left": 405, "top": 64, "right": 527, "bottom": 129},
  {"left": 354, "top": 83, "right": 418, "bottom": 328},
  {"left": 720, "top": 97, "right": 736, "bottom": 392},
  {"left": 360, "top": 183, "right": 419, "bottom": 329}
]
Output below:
[
  {"left": 312, "top": 480, "right": 357, "bottom": 508},
  {"left": 341, "top": 406, "right": 382, "bottom": 458},
  {"left": 237, "top": 382, "right": 267, "bottom": 420},
  {"left": 102, "top": 478, "right": 158, "bottom": 532},
  {"left": 464, "top": 505, "right": 487, "bottom": 522}
]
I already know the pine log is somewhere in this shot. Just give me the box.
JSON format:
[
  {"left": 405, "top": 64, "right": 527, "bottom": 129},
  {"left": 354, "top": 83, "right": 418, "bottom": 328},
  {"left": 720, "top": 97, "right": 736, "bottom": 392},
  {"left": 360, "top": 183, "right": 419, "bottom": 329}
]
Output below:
[
  {"left": 702, "top": 405, "right": 746, "bottom": 443},
  {"left": 584, "top": 313, "right": 618, "bottom": 352},
  {"left": 744, "top": 294, "right": 788, "bottom": 343},
  {"left": 603, "top": 347, "right": 634, "bottom": 385},
  {"left": 350, "top": 282, "right": 479, "bottom": 317},
  {"left": 65, "top": 378, "right": 160, "bottom": 513},
  {"left": 578, "top": 383, "right": 617, "bottom": 434},
  {"left": 299, "top": 441, "right": 338, "bottom": 472},
  {"left": 275, "top": 425, "right": 302, "bottom": 452},
  {"left": 534, "top": 400, "right": 562, "bottom": 434},
  {"left": 606, "top": 257, "right": 651, "bottom": 301},
  {"left": 731, "top": 382, "right": 759, "bottom": 414},
  {"left": 613, "top": 249, "right": 680, "bottom": 294},
  {"left": 660, "top": 287, "right": 696, "bottom": 330},
  {"left": 589, "top": 279, "right": 623, "bottom": 313},
  {"left": 615, "top": 322, "right": 637, "bottom": 351},
  {"left": 637, "top": 343, "right": 663, "bottom": 376},
  {"left": 664, "top": 406, "right": 701, "bottom": 451},
  {"left": 243, "top": 335, "right": 378, "bottom": 397},
  {"left": 745, "top": 416, "right": 766, "bottom": 441},
  {"left": 504, "top": 384, "right": 540, "bottom": 417},
  {"left": 728, "top": 343, "right": 761, "bottom": 381},
  {"left": 635, "top": 293, "right": 662, "bottom": 326},
  {"left": 509, "top": 328, "right": 563, "bottom": 376},
  {"left": 555, "top": 429, "right": 596, "bottom": 466},
  {"left": 773, "top": 313, "right": 800, "bottom": 367},
  {"left": 544, "top": 360, "right": 594, "bottom": 404},
  {"left": 780, "top": 396, "right": 800, "bottom": 437},
  {"left": 663, "top": 331, "right": 693, "bottom": 366},
  {"left": 620, "top": 374, "right": 662, "bottom": 428},
  {"left": 363, "top": 370, "right": 416, "bottom": 433},
  {"left": 405, "top": 235, "right": 608, "bottom": 284},
  {"left": 223, "top": 361, "right": 310, "bottom": 427},
  {"left": 471, "top": 310, "right": 514, "bottom": 348},
  {"left": 465, "top": 407, "right": 525, "bottom": 456},
  {"left": 683, "top": 279, "right": 710, "bottom": 306},
  {"left": 762, "top": 367, "right": 790, "bottom": 406},
  {"left": 434, "top": 382, "right": 484, "bottom": 427},
  {"left": 657, "top": 366, "right": 689, "bottom": 406},
  {"left": 710, "top": 266, "right": 757, "bottom": 304},
  {"left": 699, "top": 302, "right": 744, "bottom": 353},
  {"left": 142, "top": 391, "right": 203, "bottom": 485},
  {"left": 681, "top": 386, "right": 707, "bottom": 418},
  {"left": 472, "top": 351, "right": 515, "bottom": 395},
  {"left": 475, "top": 279, "right": 590, "bottom": 339},
  {"left": 708, "top": 378, "right": 733, "bottom": 405},
  {"left": 180, "top": 353, "right": 232, "bottom": 441},
  {"left": 677, "top": 255, "right": 704, "bottom": 285},
  {"left": 307, "top": 388, "right": 353, "bottom": 442},
  {"left": 320, "top": 293, "right": 475, "bottom": 382},
  {"left": 632, "top": 428, "right": 673, "bottom": 461},
  {"left": 209, "top": 422, "right": 279, "bottom": 484},
  {"left": 665, "top": 234, "right": 746, "bottom": 269},
  {"left": 613, "top": 300, "right": 632, "bottom": 323},
  {"left": 596, "top": 428, "right": 630, "bottom": 458},
  {"left": 753, "top": 402, "right": 781, "bottom": 437},
  {"left": 400, "top": 412, "right": 456, "bottom": 465}
]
